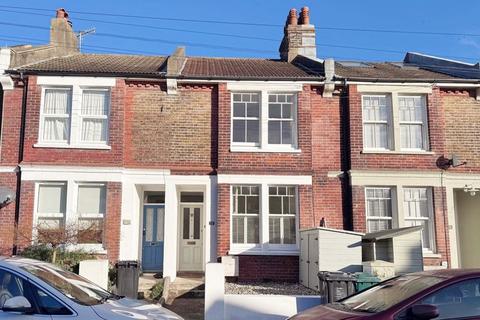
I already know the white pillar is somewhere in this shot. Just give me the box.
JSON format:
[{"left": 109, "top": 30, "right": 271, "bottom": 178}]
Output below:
[
  {"left": 163, "top": 178, "right": 178, "bottom": 280},
  {"left": 208, "top": 176, "right": 218, "bottom": 263},
  {"left": 205, "top": 263, "right": 225, "bottom": 320},
  {"left": 446, "top": 186, "right": 459, "bottom": 268}
]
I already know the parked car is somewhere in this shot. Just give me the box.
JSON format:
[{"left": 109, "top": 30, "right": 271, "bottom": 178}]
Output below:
[
  {"left": 289, "top": 269, "right": 480, "bottom": 319},
  {"left": 0, "top": 256, "right": 183, "bottom": 319}
]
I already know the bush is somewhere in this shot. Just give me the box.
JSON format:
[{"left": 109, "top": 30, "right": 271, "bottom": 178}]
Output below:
[
  {"left": 108, "top": 265, "right": 117, "bottom": 292},
  {"left": 19, "top": 245, "right": 95, "bottom": 273}
]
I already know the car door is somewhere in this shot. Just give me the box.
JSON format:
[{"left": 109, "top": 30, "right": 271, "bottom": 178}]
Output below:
[
  {"left": 28, "top": 284, "right": 76, "bottom": 319},
  {"left": 0, "top": 268, "right": 47, "bottom": 319},
  {"left": 396, "top": 277, "right": 480, "bottom": 320}
]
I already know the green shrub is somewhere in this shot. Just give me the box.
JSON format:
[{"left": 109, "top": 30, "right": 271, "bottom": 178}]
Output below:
[
  {"left": 19, "top": 245, "right": 95, "bottom": 273},
  {"left": 149, "top": 281, "right": 164, "bottom": 301},
  {"left": 108, "top": 265, "right": 117, "bottom": 291}
]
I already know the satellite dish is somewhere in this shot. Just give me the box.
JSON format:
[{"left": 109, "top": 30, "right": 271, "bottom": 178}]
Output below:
[
  {"left": 450, "top": 154, "right": 467, "bottom": 167},
  {"left": 0, "top": 186, "right": 15, "bottom": 208}
]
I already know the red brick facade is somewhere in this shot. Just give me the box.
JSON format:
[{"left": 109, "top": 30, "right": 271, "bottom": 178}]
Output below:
[{"left": 1, "top": 71, "right": 478, "bottom": 277}]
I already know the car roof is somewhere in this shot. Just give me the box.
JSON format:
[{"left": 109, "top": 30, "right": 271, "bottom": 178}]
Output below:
[
  {"left": 407, "top": 269, "right": 480, "bottom": 279},
  {"left": 0, "top": 256, "right": 58, "bottom": 270}
]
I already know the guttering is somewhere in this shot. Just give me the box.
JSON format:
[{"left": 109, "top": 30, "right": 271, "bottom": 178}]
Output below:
[
  {"left": 6, "top": 70, "right": 168, "bottom": 79},
  {"left": 12, "top": 72, "right": 28, "bottom": 255},
  {"left": 334, "top": 76, "right": 480, "bottom": 84},
  {"left": 6, "top": 70, "right": 327, "bottom": 83}
]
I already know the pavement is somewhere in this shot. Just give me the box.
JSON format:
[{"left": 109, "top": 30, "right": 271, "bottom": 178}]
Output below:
[{"left": 165, "top": 297, "right": 204, "bottom": 320}]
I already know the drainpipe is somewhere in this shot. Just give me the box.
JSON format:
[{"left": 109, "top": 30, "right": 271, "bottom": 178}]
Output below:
[
  {"left": 12, "top": 73, "right": 28, "bottom": 255},
  {"left": 0, "top": 83, "right": 3, "bottom": 146}
]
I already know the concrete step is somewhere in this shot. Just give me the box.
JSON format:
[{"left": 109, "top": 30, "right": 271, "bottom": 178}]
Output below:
[
  {"left": 138, "top": 273, "right": 163, "bottom": 300},
  {"left": 165, "top": 276, "right": 205, "bottom": 304}
]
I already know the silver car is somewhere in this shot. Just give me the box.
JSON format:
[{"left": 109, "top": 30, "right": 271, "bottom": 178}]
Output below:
[{"left": 0, "top": 256, "right": 183, "bottom": 319}]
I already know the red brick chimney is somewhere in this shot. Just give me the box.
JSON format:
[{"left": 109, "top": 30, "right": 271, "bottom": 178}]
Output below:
[
  {"left": 279, "top": 7, "right": 317, "bottom": 62},
  {"left": 50, "top": 8, "right": 78, "bottom": 54},
  {"left": 56, "top": 8, "right": 68, "bottom": 19}
]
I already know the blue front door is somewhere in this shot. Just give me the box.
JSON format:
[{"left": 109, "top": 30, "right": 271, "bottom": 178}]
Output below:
[{"left": 142, "top": 205, "right": 164, "bottom": 272}]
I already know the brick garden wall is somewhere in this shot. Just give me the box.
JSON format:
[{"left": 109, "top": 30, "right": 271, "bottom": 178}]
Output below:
[{"left": 238, "top": 255, "right": 299, "bottom": 282}]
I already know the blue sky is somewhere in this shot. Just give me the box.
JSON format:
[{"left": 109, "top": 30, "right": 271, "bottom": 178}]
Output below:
[{"left": 0, "top": 0, "right": 479, "bottom": 63}]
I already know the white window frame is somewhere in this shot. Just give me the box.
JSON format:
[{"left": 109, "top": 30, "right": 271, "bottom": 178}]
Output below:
[
  {"left": 230, "top": 183, "right": 299, "bottom": 254},
  {"left": 402, "top": 187, "right": 436, "bottom": 253},
  {"left": 76, "top": 182, "right": 107, "bottom": 245},
  {"left": 38, "top": 87, "right": 72, "bottom": 145},
  {"left": 78, "top": 88, "right": 111, "bottom": 145},
  {"left": 231, "top": 185, "right": 261, "bottom": 249},
  {"left": 230, "top": 89, "right": 300, "bottom": 153},
  {"left": 33, "top": 180, "right": 108, "bottom": 253},
  {"left": 35, "top": 182, "right": 67, "bottom": 225},
  {"left": 364, "top": 185, "right": 437, "bottom": 255},
  {"left": 268, "top": 185, "right": 298, "bottom": 248},
  {"left": 398, "top": 95, "right": 429, "bottom": 151},
  {"left": 267, "top": 93, "right": 298, "bottom": 146},
  {"left": 361, "top": 94, "right": 393, "bottom": 151},
  {"left": 231, "top": 92, "right": 261, "bottom": 147},
  {"left": 365, "top": 187, "right": 397, "bottom": 232},
  {"left": 37, "top": 85, "right": 111, "bottom": 150},
  {"left": 361, "top": 90, "right": 430, "bottom": 153}
]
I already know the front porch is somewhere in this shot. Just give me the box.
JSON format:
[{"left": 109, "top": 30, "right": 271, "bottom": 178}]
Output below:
[{"left": 118, "top": 173, "right": 217, "bottom": 281}]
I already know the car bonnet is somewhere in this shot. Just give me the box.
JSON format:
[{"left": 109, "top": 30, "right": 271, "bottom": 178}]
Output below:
[{"left": 91, "top": 298, "right": 184, "bottom": 320}]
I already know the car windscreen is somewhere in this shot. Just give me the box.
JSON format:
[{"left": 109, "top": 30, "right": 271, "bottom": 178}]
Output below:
[
  {"left": 339, "top": 275, "right": 444, "bottom": 313},
  {"left": 20, "top": 264, "right": 111, "bottom": 306}
]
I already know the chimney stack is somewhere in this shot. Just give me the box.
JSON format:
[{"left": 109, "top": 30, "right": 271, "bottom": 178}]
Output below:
[
  {"left": 50, "top": 8, "right": 79, "bottom": 54},
  {"left": 279, "top": 7, "right": 316, "bottom": 62}
]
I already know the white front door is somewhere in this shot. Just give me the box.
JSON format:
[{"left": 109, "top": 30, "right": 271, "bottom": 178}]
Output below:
[{"left": 179, "top": 205, "right": 203, "bottom": 271}]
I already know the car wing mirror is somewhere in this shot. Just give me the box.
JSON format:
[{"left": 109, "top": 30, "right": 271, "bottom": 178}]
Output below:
[
  {"left": 2, "top": 296, "right": 33, "bottom": 313},
  {"left": 411, "top": 304, "right": 439, "bottom": 320}
]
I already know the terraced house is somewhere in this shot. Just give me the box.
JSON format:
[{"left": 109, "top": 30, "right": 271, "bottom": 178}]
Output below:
[{"left": 0, "top": 7, "right": 479, "bottom": 282}]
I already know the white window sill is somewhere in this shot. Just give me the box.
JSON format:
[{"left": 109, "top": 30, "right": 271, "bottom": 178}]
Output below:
[
  {"left": 361, "top": 149, "right": 434, "bottom": 155},
  {"left": 423, "top": 252, "right": 441, "bottom": 259},
  {"left": 230, "top": 146, "right": 301, "bottom": 153},
  {"left": 34, "top": 143, "right": 111, "bottom": 150}
]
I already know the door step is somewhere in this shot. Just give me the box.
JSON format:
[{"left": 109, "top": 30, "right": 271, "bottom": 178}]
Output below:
[
  {"left": 165, "top": 276, "right": 205, "bottom": 305},
  {"left": 138, "top": 273, "right": 163, "bottom": 300}
]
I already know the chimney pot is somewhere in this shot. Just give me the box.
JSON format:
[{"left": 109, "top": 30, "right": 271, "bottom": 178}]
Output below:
[
  {"left": 287, "top": 8, "right": 298, "bottom": 26},
  {"left": 300, "top": 7, "right": 310, "bottom": 25},
  {"left": 56, "top": 8, "right": 68, "bottom": 19}
]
